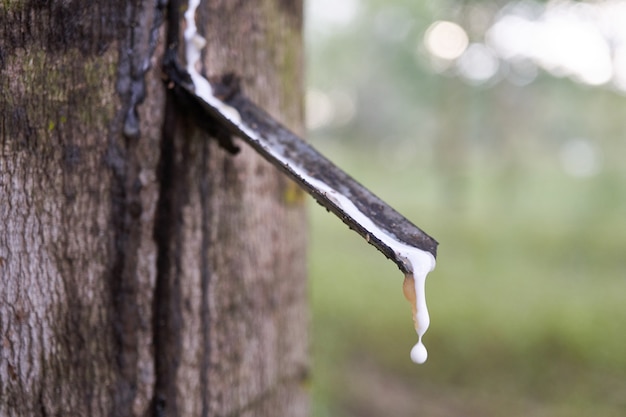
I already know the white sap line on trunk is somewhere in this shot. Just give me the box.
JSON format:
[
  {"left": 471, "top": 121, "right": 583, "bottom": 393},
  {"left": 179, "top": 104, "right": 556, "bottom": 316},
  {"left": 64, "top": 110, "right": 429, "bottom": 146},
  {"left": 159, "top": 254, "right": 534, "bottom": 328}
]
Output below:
[{"left": 183, "top": 0, "right": 242, "bottom": 123}]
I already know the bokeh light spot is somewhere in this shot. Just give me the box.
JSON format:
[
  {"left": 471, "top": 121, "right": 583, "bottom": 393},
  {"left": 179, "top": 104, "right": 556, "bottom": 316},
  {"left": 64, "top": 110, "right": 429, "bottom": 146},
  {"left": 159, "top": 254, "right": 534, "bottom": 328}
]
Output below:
[{"left": 424, "top": 20, "right": 469, "bottom": 61}]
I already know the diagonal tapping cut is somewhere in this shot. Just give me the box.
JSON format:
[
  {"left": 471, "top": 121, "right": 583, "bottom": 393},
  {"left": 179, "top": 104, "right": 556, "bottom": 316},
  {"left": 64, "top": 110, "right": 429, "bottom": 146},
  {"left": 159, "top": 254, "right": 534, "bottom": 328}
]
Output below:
[{"left": 163, "top": 0, "right": 439, "bottom": 364}]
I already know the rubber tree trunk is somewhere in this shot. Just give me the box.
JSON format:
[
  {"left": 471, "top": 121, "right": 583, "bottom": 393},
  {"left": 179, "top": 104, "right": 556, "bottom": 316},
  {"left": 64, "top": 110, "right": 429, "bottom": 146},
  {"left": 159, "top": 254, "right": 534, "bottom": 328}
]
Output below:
[{"left": 0, "top": 1, "right": 308, "bottom": 416}]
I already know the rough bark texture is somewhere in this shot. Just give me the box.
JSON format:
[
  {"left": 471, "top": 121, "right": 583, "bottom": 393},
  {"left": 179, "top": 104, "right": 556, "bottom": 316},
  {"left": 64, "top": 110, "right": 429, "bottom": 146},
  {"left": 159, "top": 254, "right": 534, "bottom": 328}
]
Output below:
[{"left": 0, "top": 1, "right": 308, "bottom": 416}]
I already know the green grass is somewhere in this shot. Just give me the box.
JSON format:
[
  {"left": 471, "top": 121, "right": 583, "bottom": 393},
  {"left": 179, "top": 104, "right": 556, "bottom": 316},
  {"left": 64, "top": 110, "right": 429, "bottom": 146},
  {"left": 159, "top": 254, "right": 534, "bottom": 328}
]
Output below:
[{"left": 308, "top": 142, "right": 626, "bottom": 417}]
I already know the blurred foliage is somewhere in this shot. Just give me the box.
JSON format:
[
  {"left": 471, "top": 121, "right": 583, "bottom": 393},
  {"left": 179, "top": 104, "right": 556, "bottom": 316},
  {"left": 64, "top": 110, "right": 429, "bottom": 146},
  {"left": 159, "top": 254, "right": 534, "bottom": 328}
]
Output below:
[{"left": 305, "top": 0, "right": 626, "bottom": 416}]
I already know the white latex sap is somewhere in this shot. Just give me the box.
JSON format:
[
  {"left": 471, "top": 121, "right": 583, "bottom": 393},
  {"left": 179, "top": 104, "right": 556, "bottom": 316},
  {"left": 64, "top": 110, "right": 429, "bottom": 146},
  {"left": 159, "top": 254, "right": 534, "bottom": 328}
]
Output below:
[
  {"left": 291, "top": 172, "right": 436, "bottom": 364},
  {"left": 183, "top": 1, "right": 436, "bottom": 364},
  {"left": 184, "top": 0, "right": 242, "bottom": 123}
]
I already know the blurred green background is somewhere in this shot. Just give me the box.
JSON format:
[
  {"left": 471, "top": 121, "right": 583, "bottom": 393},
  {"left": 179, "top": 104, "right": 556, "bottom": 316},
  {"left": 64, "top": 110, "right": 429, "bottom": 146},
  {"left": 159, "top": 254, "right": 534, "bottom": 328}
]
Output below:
[{"left": 304, "top": 1, "right": 626, "bottom": 416}]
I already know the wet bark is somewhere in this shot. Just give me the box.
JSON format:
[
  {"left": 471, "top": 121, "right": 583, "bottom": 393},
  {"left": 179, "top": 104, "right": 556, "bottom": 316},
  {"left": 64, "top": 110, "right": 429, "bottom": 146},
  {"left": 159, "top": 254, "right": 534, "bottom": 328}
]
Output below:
[{"left": 0, "top": 1, "right": 308, "bottom": 416}]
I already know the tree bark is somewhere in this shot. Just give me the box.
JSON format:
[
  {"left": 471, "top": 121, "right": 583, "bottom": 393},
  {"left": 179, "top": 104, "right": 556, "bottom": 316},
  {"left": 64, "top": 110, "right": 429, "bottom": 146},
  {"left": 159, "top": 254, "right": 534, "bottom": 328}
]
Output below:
[{"left": 0, "top": 1, "right": 308, "bottom": 416}]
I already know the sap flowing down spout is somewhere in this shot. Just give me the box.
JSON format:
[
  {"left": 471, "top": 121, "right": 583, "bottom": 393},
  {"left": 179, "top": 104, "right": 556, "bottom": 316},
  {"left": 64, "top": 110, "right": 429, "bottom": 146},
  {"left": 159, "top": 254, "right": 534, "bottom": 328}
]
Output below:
[
  {"left": 164, "top": 69, "right": 439, "bottom": 269},
  {"left": 163, "top": 0, "right": 439, "bottom": 363}
]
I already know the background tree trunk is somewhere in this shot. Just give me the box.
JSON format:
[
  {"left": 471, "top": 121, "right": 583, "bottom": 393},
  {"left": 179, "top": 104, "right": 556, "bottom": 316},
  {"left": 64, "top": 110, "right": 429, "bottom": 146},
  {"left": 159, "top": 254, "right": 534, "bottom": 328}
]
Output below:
[{"left": 0, "top": 1, "right": 308, "bottom": 416}]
